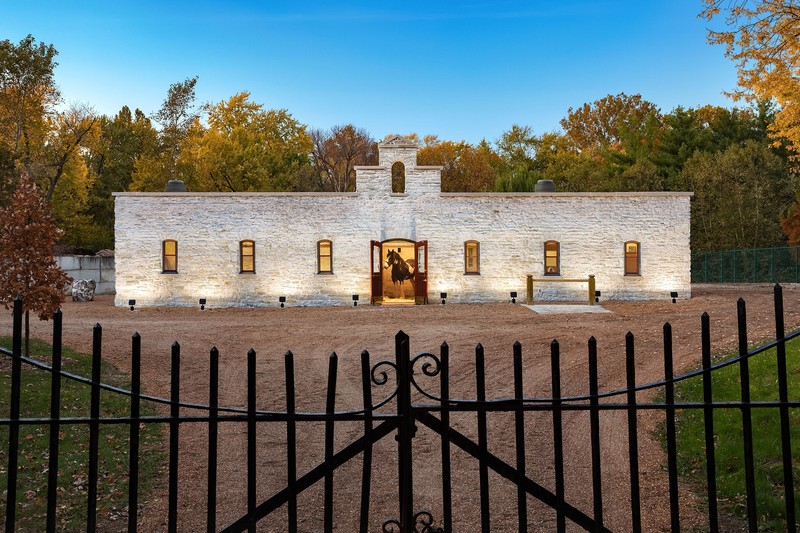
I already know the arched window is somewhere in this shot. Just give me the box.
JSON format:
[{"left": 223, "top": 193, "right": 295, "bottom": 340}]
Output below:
[
  {"left": 317, "top": 240, "right": 333, "bottom": 274},
  {"left": 464, "top": 241, "right": 480, "bottom": 274},
  {"left": 162, "top": 240, "right": 178, "bottom": 273},
  {"left": 240, "top": 240, "right": 255, "bottom": 273},
  {"left": 544, "top": 240, "right": 560, "bottom": 275},
  {"left": 625, "top": 241, "right": 640, "bottom": 275},
  {"left": 391, "top": 161, "right": 405, "bottom": 193}
]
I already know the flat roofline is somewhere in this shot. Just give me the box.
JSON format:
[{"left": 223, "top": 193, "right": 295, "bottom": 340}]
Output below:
[
  {"left": 114, "top": 191, "right": 693, "bottom": 198},
  {"left": 113, "top": 192, "right": 359, "bottom": 197},
  {"left": 439, "top": 191, "right": 694, "bottom": 198}
]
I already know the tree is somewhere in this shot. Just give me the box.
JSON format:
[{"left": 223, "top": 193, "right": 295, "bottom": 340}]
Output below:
[
  {"left": 417, "top": 138, "right": 502, "bottom": 192},
  {"left": 142, "top": 76, "right": 199, "bottom": 185},
  {"left": 31, "top": 102, "right": 98, "bottom": 201},
  {"left": 84, "top": 106, "right": 158, "bottom": 248},
  {"left": 701, "top": 1, "right": 800, "bottom": 161},
  {"left": 310, "top": 124, "right": 377, "bottom": 192},
  {"left": 193, "top": 92, "right": 312, "bottom": 192},
  {"left": 496, "top": 124, "right": 537, "bottom": 167},
  {"left": 679, "top": 140, "right": 797, "bottom": 251},
  {"left": 781, "top": 195, "right": 800, "bottom": 245},
  {"left": 0, "top": 173, "right": 71, "bottom": 355},
  {"left": 560, "top": 93, "right": 661, "bottom": 153},
  {"left": 0, "top": 35, "right": 59, "bottom": 166}
]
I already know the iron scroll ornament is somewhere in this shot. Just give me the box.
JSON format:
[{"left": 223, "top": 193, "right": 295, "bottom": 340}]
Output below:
[
  {"left": 370, "top": 352, "right": 443, "bottom": 402},
  {"left": 382, "top": 510, "right": 445, "bottom": 533}
]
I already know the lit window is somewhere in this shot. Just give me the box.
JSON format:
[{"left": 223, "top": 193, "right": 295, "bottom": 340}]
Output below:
[
  {"left": 465, "top": 241, "right": 480, "bottom": 274},
  {"left": 240, "top": 240, "right": 255, "bottom": 273},
  {"left": 544, "top": 241, "right": 560, "bottom": 275},
  {"left": 162, "top": 240, "right": 178, "bottom": 273},
  {"left": 318, "top": 240, "right": 332, "bottom": 274},
  {"left": 625, "top": 241, "right": 640, "bottom": 275}
]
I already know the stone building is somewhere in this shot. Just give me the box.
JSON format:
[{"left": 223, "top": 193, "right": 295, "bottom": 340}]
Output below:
[{"left": 113, "top": 137, "right": 692, "bottom": 308}]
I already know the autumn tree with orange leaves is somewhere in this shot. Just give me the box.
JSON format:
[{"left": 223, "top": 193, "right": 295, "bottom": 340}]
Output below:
[
  {"left": 0, "top": 173, "right": 71, "bottom": 355},
  {"left": 701, "top": 1, "right": 800, "bottom": 158},
  {"left": 701, "top": 1, "right": 800, "bottom": 243}
]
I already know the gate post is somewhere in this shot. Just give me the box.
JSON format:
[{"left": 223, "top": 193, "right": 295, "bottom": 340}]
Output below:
[
  {"left": 396, "top": 331, "right": 414, "bottom": 531},
  {"left": 526, "top": 275, "right": 533, "bottom": 304}
]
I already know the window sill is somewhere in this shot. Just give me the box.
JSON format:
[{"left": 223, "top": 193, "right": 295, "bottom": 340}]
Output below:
[
  {"left": 543, "top": 273, "right": 561, "bottom": 277},
  {"left": 161, "top": 271, "right": 178, "bottom": 274},
  {"left": 317, "top": 272, "right": 334, "bottom": 275},
  {"left": 464, "top": 272, "right": 481, "bottom": 276},
  {"left": 239, "top": 271, "right": 256, "bottom": 275},
  {"left": 624, "top": 273, "right": 642, "bottom": 277}
]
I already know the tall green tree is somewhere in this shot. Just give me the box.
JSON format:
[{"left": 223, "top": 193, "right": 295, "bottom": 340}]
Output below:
[
  {"left": 0, "top": 35, "right": 59, "bottom": 168},
  {"left": 84, "top": 106, "right": 157, "bottom": 248},
  {"left": 193, "top": 92, "right": 312, "bottom": 192},
  {"left": 153, "top": 76, "right": 198, "bottom": 182},
  {"left": 131, "top": 77, "right": 200, "bottom": 191},
  {"left": 680, "top": 140, "right": 797, "bottom": 252}
]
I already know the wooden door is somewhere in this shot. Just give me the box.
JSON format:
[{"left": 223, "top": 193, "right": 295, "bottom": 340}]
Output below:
[
  {"left": 414, "top": 240, "right": 428, "bottom": 304},
  {"left": 371, "top": 240, "right": 383, "bottom": 304}
]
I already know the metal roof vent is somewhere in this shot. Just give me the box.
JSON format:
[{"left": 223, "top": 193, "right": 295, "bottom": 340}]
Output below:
[
  {"left": 534, "top": 179, "right": 556, "bottom": 192},
  {"left": 165, "top": 179, "right": 186, "bottom": 192}
]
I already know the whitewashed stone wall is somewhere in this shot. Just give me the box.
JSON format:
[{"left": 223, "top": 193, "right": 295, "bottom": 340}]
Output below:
[{"left": 114, "top": 138, "right": 692, "bottom": 308}]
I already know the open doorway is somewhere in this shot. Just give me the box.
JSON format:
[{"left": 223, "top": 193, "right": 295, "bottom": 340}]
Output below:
[{"left": 371, "top": 239, "right": 428, "bottom": 304}]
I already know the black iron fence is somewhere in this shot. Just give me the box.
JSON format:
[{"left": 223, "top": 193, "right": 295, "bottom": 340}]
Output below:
[
  {"left": 692, "top": 245, "right": 800, "bottom": 283},
  {"left": 2, "top": 287, "right": 799, "bottom": 532}
]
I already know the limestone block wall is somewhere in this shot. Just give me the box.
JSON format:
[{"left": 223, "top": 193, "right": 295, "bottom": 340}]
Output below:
[
  {"left": 113, "top": 136, "right": 690, "bottom": 308},
  {"left": 113, "top": 190, "right": 691, "bottom": 308},
  {"left": 425, "top": 193, "right": 691, "bottom": 303}
]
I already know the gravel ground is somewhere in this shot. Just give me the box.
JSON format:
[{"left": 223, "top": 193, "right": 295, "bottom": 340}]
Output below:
[{"left": 2, "top": 284, "right": 798, "bottom": 532}]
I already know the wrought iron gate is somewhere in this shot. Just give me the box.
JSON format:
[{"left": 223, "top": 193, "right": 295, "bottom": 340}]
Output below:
[{"left": 2, "top": 286, "right": 799, "bottom": 532}]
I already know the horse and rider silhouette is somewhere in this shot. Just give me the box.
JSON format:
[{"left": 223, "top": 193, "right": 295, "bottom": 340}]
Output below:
[{"left": 384, "top": 248, "right": 415, "bottom": 293}]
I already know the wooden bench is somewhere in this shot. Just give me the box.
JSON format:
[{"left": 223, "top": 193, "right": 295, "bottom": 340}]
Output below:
[{"left": 526, "top": 274, "right": 596, "bottom": 305}]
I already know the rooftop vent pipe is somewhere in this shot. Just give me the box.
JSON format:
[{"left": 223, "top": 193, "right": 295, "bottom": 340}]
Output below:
[
  {"left": 534, "top": 179, "right": 556, "bottom": 192},
  {"left": 165, "top": 179, "right": 186, "bottom": 192}
]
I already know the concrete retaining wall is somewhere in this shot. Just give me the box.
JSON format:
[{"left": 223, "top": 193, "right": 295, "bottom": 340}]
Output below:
[{"left": 55, "top": 255, "right": 115, "bottom": 295}]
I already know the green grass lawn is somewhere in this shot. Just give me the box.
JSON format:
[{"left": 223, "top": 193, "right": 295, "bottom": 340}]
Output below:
[
  {"left": 0, "top": 336, "right": 164, "bottom": 531},
  {"left": 672, "top": 337, "right": 800, "bottom": 531}
]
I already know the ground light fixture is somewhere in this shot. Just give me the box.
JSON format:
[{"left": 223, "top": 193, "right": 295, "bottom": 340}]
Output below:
[
  {"left": 595, "top": 290, "right": 601, "bottom": 303},
  {"left": 352, "top": 294, "right": 359, "bottom": 307},
  {"left": 128, "top": 299, "right": 136, "bottom": 311},
  {"left": 510, "top": 291, "right": 517, "bottom": 304},
  {"left": 671, "top": 291, "right": 679, "bottom": 304},
  {"left": 199, "top": 298, "right": 206, "bottom": 311},
  {"left": 440, "top": 292, "right": 447, "bottom": 305},
  {"left": 279, "top": 296, "right": 286, "bottom": 308}
]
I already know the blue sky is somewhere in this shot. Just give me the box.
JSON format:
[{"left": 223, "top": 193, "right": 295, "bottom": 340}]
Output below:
[{"left": 2, "top": 1, "right": 738, "bottom": 144}]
